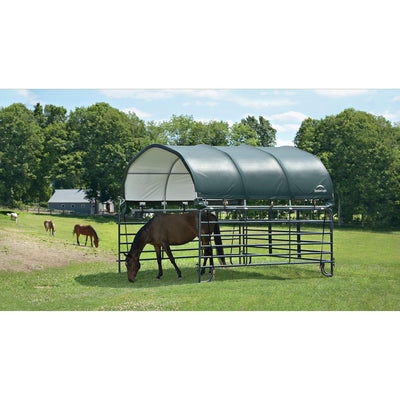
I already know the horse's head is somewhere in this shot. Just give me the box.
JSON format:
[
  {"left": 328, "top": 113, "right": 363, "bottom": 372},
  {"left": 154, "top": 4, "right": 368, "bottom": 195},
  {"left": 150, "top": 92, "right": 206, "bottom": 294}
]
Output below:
[
  {"left": 94, "top": 237, "right": 99, "bottom": 248},
  {"left": 125, "top": 252, "right": 141, "bottom": 283}
]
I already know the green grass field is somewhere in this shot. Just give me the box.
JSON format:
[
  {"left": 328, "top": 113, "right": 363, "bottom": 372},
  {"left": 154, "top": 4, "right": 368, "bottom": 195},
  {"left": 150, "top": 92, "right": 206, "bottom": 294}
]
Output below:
[{"left": 0, "top": 211, "right": 399, "bottom": 310}]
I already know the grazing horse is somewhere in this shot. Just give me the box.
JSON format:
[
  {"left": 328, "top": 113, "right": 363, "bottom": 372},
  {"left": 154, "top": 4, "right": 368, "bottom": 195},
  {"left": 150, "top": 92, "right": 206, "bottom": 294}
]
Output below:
[
  {"left": 124, "top": 211, "right": 226, "bottom": 283},
  {"left": 73, "top": 224, "right": 99, "bottom": 248},
  {"left": 44, "top": 220, "right": 56, "bottom": 236},
  {"left": 7, "top": 212, "right": 18, "bottom": 223}
]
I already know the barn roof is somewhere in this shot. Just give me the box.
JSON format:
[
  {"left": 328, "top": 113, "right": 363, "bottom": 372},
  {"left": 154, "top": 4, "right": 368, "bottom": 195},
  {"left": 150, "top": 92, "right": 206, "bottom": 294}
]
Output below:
[
  {"left": 122, "top": 144, "right": 334, "bottom": 202},
  {"left": 48, "top": 189, "right": 91, "bottom": 204}
]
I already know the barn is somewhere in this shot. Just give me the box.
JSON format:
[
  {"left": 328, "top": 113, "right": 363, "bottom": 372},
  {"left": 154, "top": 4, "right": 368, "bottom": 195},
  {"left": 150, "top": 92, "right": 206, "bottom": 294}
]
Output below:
[
  {"left": 48, "top": 189, "right": 114, "bottom": 215},
  {"left": 119, "top": 144, "right": 335, "bottom": 281}
]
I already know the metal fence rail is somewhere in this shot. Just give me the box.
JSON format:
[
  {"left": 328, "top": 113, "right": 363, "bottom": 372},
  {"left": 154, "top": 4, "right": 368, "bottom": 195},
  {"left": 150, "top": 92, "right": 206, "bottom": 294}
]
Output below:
[{"left": 117, "top": 204, "right": 335, "bottom": 282}]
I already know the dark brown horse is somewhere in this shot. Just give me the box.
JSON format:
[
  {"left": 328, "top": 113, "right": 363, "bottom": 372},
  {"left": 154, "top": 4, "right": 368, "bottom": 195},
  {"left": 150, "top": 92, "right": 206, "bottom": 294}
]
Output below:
[
  {"left": 124, "top": 211, "right": 226, "bottom": 283},
  {"left": 73, "top": 224, "right": 99, "bottom": 248}
]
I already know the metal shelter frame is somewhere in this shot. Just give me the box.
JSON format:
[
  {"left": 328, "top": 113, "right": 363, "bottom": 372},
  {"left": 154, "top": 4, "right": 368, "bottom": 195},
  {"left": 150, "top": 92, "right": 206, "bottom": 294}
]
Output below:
[{"left": 117, "top": 144, "right": 335, "bottom": 282}]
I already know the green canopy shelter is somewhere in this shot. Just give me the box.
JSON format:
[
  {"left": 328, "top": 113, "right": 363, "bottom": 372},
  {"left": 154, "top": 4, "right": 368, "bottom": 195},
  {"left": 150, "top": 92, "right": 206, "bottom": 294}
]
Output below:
[{"left": 122, "top": 144, "right": 334, "bottom": 203}]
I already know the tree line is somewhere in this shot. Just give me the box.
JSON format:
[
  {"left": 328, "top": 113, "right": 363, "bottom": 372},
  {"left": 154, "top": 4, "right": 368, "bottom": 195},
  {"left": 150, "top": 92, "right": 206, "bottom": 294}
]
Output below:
[
  {"left": 0, "top": 102, "right": 275, "bottom": 208},
  {"left": 0, "top": 102, "right": 399, "bottom": 226},
  {"left": 295, "top": 108, "right": 400, "bottom": 226}
]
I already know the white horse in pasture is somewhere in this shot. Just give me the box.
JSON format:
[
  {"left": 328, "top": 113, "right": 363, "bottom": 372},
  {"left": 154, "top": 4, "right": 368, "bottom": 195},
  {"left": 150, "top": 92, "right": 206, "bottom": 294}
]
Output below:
[
  {"left": 7, "top": 212, "right": 18, "bottom": 223},
  {"left": 44, "top": 220, "right": 56, "bottom": 236}
]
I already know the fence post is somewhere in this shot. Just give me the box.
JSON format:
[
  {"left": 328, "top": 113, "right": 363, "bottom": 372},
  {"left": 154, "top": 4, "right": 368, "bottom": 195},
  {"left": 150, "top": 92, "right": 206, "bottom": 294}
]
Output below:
[
  {"left": 296, "top": 209, "right": 301, "bottom": 258},
  {"left": 268, "top": 209, "right": 272, "bottom": 254}
]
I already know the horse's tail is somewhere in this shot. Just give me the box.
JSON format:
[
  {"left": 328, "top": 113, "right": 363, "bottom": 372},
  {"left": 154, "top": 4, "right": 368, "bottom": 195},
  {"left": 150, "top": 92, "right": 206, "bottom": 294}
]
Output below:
[
  {"left": 213, "top": 221, "right": 226, "bottom": 265},
  {"left": 72, "top": 225, "right": 77, "bottom": 236}
]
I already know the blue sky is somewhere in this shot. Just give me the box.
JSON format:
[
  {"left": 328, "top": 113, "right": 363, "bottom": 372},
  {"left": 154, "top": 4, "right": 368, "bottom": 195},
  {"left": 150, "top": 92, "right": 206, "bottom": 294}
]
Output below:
[{"left": 1, "top": 89, "right": 400, "bottom": 146}]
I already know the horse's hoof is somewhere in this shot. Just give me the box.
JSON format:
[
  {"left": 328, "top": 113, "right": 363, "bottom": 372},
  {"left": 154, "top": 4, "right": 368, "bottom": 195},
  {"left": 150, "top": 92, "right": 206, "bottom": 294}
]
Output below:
[
  {"left": 178, "top": 276, "right": 183, "bottom": 280},
  {"left": 156, "top": 277, "right": 161, "bottom": 280}
]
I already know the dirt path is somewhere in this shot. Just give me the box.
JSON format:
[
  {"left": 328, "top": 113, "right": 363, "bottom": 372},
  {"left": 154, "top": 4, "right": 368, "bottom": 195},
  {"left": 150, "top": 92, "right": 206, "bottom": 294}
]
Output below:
[{"left": 0, "top": 228, "right": 115, "bottom": 272}]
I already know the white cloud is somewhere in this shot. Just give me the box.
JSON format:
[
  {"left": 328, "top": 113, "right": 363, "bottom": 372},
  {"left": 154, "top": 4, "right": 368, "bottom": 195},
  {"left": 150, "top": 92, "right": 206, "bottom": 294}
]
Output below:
[
  {"left": 101, "top": 89, "right": 175, "bottom": 101},
  {"left": 276, "top": 138, "right": 294, "bottom": 147},
  {"left": 380, "top": 112, "right": 399, "bottom": 120},
  {"left": 181, "top": 89, "right": 230, "bottom": 100},
  {"left": 16, "top": 89, "right": 38, "bottom": 105},
  {"left": 232, "top": 97, "right": 294, "bottom": 108},
  {"left": 269, "top": 90, "right": 297, "bottom": 96},
  {"left": 122, "top": 107, "right": 151, "bottom": 118},
  {"left": 314, "top": 89, "right": 370, "bottom": 97},
  {"left": 391, "top": 96, "right": 400, "bottom": 102},
  {"left": 102, "top": 88, "right": 294, "bottom": 110},
  {"left": 181, "top": 89, "right": 291, "bottom": 108},
  {"left": 267, "top": 111, "right": 308, "bottom": 122},
  {"left": 369, "top": 110, "right": 400, "bottom": 121},
  {"left": 271, "top": 123, "right": 301, "bottom": 133}
]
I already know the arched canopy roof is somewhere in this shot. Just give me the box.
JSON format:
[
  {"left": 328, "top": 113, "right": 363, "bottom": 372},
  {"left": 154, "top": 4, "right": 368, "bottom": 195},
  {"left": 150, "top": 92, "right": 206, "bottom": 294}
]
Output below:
[{"left": 122, "top": 144, "right": 334, "bottom": 202}]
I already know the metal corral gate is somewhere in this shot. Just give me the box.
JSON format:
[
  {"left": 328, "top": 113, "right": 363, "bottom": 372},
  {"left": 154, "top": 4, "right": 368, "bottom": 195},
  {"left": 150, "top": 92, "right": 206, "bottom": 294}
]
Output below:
[{"left": 117, "top": 202, "right": 334, "bottom": 282}]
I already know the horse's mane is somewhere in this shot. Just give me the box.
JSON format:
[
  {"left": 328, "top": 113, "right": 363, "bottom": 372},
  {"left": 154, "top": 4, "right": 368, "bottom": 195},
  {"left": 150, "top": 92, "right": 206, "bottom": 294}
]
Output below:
[
  {"left": 130, "top": 221, "right": 150, "bottom": 253},
  {"left": 90, "top": 225, "right": 99, "bottom": 240}
]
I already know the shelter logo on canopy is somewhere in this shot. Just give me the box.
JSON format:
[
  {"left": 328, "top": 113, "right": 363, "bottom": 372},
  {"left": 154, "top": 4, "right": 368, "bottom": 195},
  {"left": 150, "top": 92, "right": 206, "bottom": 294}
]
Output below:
[{"left": 314, "top": 185, "right": 327, "bottom": 193}]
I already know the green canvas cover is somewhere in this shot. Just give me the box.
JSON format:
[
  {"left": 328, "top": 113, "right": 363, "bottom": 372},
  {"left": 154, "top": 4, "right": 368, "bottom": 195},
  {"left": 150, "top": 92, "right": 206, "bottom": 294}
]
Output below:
[{"left": 122, "top": 144, "right": 334, "bottom": 202}]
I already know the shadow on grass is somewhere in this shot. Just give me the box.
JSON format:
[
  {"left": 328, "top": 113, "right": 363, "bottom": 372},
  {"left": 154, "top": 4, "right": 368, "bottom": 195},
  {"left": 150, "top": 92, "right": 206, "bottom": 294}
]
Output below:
[
  {"left": 75, "top": 265, "right": 319, "bottom": 289},
  {"left": 30, "top": 212, "right": 118, "bottom": 224}
]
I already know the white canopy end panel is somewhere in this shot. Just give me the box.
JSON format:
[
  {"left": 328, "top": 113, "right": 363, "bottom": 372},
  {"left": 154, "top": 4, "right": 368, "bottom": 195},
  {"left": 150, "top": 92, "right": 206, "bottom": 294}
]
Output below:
[{"left": 123, "top": 146, "right": 196, "bottom": 202}]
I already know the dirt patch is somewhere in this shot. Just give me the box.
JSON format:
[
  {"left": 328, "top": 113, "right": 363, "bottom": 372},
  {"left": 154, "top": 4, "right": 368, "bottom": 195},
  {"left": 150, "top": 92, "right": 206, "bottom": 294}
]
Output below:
[{"left": 0, "top": 228, "right": 115, "bottom": 272}]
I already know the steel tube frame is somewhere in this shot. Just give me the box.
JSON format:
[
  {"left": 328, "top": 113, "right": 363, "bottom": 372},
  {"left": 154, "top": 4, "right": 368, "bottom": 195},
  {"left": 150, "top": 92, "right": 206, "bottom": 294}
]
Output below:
[
  {"left": 197, "top": 204, "right": 334, "bottom": 282},
  {"left": 117, "top": 203, "right": 335, "bottom": 282}
]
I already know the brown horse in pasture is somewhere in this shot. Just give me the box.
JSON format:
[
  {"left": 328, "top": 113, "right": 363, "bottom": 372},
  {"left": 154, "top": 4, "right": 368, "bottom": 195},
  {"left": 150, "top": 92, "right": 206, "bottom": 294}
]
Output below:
[
  {"left": 124, "top": 211, "right": 226, "bottom": 283},
  {"left": 73, "top": 224, "right": 99, "bottom": 248},
  {"left": 44, "top": 220, "right": 55, "bottom": 236}
]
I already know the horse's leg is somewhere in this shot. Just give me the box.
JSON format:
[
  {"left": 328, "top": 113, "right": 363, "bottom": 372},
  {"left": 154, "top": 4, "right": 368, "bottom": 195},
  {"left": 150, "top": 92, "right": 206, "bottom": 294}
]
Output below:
[
  {"left": 162, "top": 243, "right": 183, "bottom": 280},
  {"left": 200, "top": 237, "right": 213, "bottom": 275},
  {"left": 76, "top": 232, "right": 80, "bottom": 246},
  {"left": 85, "top": 235, "right": 88, "bottom": 246},
  {"left": 154, "top": 245, "right": 163, "bottom": 280}
]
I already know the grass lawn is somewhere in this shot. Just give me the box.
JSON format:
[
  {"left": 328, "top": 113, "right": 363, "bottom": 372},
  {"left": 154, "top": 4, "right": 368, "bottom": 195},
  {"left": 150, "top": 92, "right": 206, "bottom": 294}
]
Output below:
[{"left": 0, "top": 211, "right": 399, "bottom": 310}]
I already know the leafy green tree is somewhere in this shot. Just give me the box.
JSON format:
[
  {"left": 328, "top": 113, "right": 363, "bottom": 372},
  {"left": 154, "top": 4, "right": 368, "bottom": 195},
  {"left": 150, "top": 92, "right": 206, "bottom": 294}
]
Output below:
[
  {"left": 41, "top": 122, "right": 82, "bottom": 189},
  {"left": 0, "top": 103, "right": 45, "bottom": 205},
  {"left": 202, "top": 120, "right": 230, "bottom": 146},
  {"left": 33, "top": 103, "right": 46, "bottom": 128},
  {"left": 239, "top": 116, "right": 276, "bottom": 146},
  {"left": 66, "top": 103, "right": 148, "bottom": 205},
  {"left": 159, "top": 115, "right": 200, "bottom": 145},
  {"left": 144, "top": 121, "right": 168, "bottom": 144},
  {"left": 230, "top": 122, "right": 259, "bottom": 146},
  {"left": 158, "top": 115, "right": 230, "bottom": 146},
  {"left": 44, "top": 104, "right": 67, "bottom": 125},
  {"left": 295, "top": 108, "right": 400, "bottom": 226}
]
